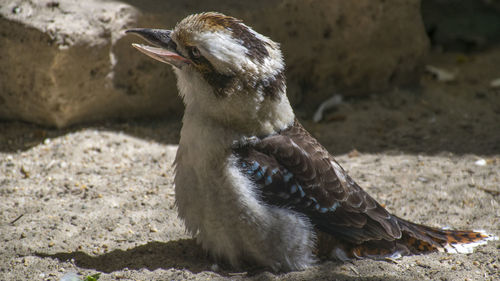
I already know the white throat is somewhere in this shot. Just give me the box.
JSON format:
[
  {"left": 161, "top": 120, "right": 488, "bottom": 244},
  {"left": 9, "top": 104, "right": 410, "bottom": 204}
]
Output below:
[{"left": 174, "top": 67, "right": 295, "bottom": 137}]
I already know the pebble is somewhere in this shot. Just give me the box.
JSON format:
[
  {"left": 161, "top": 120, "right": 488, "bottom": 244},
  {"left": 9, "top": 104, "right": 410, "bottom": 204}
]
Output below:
[
  {"left": 60, "top": 272, "right": 80, "bottom": 281},
  {"left": 425, "top": 65, "right": 456, "bottom": 82},
  {"left": 474, "top": 159, "right": 487, "bottom": 166}
]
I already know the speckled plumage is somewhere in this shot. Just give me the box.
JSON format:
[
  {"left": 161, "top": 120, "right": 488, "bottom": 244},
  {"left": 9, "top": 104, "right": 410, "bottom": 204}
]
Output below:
[{"left": 127, "top": 12, "right": 498, "bottom": 272}]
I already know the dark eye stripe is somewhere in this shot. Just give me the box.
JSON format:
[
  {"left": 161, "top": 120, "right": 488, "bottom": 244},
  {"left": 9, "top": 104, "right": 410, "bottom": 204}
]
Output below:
[
  {"left": 190, "top": 54, "right": 234, "bottom": 97},
  {"left": 261, "top": 70, "right": 285, "bottom": 100}
]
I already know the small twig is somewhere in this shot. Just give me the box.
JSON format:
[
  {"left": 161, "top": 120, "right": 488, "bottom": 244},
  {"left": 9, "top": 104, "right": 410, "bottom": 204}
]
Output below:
[
  {"left": 348, "top": 264, "right": 359, "bottom": 275},
  {"left": 228, "top": 272, "right": 248, "bottom": 277},
  {"left": 415, "top": 260, "right": 431, "bottom": 269},
  {"left": 10, "top": 214, "right": 24, "bottom": 225},
  {"left": 476, "top": 186, "right": 500, "bottom": 196},
  {"left": 385, "top": 257, "right": 400, "bottom": 264}
]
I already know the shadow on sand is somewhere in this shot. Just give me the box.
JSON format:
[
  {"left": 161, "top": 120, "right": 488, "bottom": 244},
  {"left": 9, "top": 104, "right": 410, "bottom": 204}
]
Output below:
[
  {"left": 36, "top": 239, "right": 209, "bottom": 274},
  {"left": 35, "top": 238, "right": 408, "bottom": 280}
]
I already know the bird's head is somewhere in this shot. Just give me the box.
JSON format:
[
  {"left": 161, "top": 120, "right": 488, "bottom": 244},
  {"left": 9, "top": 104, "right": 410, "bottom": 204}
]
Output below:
[{"left": 127, "top": 12, "right": 294, "bottom": 135}]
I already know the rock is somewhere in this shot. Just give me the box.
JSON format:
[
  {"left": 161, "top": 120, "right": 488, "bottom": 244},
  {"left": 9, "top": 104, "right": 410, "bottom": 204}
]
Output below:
[
  {"left": 0, "top": 0, "right": 429, "bottom": 127},
  {"left": 0, "top": 0, "right": 182, "bottom": 128},
  {"left": 253, "top": 0, "right": 429, "bottom": 109}
]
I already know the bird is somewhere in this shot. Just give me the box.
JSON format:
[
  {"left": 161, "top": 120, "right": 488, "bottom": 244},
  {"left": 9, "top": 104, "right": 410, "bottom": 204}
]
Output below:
[{"left": 126, "top": 12, "right": 497, "bottom": 272}]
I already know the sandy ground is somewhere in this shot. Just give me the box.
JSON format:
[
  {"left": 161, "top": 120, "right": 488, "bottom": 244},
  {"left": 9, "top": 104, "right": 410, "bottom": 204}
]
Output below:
[{"left": 1, "top": 48, "right": 500, "bottom": 280}]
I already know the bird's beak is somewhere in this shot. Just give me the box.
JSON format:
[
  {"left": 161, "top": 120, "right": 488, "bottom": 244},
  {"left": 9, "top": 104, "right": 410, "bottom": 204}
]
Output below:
[{"left": 126, "top": 28, "right": 191, "bottom": 68}]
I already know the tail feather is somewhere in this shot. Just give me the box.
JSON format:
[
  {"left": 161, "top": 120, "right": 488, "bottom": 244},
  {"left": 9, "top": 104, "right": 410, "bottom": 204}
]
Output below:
[
  {"left": 316, "top": 217, "right": 498, "bottom": 261},
  {"left": 441, "top": 229, "right": 498, "bottom": 254},
  {"left": 395, "top": 216, "right": 498, "bottom": 254}
]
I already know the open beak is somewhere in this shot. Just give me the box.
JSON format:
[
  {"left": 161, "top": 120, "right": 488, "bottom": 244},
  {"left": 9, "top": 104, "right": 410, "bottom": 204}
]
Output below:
[{"left": 126, "top": 28, "right": 191, "bottom": 68}]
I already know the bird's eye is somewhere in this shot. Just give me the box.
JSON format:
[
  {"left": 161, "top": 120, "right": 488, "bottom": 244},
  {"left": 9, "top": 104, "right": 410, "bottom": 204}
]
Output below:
[{"left": 189, "top": 47, "right": 201, "bottom": 59}]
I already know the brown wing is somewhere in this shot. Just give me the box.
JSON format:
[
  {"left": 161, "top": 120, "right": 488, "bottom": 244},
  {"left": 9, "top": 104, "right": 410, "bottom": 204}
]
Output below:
[{"left": 233, "top": 119, "right": 402, "bottom": 244}]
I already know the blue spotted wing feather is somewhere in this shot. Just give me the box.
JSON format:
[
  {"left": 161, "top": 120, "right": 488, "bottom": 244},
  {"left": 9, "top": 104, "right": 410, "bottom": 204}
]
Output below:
[{"left": 234, "top": 119, "right": 402, "bottom": 244}]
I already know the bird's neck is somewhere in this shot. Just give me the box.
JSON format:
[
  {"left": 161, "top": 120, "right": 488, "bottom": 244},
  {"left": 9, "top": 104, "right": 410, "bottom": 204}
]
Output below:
[
  {"left": 175, "top": 67, "right": 295, "bottom": 136},
  {"left": 185, "top": 94, "right": 295, "bottom": 137}
]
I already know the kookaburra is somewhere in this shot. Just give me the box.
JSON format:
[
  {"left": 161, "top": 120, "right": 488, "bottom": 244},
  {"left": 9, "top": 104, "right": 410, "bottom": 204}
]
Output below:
[{"left": 127, "top": 12, "right": 497, "bottom": 272}]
